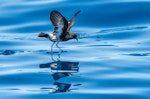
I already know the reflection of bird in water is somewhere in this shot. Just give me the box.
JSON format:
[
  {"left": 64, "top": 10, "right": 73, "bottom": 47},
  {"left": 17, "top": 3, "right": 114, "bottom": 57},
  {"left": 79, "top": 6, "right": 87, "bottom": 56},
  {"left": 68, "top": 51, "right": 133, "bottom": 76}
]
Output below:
[
  {"left": 40, "top": 61, "right": 79, "bottom": 80},
  {"left": 40, "top": 61, "right": 81, "bottom": 93},
  {"left": 41, "top": 82, "right": 81, "bottom": 93},
  {"left": 38, "top": 10, "right": 81, "bottom": 53},
  {"left": 52, "top": 82, "right": 71, "bottom": 93},
  {"left": 39, "top": 53, "right": 81, "bottom": 93},
  {"left": 51, "top": 61, "right": 79, "bottom": 80}
]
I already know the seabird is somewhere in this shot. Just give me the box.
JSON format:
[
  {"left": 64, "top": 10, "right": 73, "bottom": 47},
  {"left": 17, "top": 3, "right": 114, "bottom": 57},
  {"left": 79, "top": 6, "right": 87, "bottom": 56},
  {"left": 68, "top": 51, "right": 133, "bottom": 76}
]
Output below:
[{"left": 38, "top": 10, "right": 81, "bottom": 53}]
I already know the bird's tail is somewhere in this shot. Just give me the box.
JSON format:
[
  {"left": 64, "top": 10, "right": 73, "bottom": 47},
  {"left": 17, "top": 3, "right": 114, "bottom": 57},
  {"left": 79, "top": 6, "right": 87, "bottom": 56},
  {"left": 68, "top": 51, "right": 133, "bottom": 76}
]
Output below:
[{"left": 38, "top": 32, "right": 49, "bottom": 38}]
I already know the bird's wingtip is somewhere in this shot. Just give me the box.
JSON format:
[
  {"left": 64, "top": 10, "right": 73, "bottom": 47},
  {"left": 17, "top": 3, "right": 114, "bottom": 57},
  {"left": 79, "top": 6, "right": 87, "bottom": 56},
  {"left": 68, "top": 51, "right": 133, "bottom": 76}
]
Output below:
[
  {"left": 74, "top": 10, "right": 81, "bottom": 16},
  {"left": 78, "top": 10, "right": 81, "bottom": 13}
]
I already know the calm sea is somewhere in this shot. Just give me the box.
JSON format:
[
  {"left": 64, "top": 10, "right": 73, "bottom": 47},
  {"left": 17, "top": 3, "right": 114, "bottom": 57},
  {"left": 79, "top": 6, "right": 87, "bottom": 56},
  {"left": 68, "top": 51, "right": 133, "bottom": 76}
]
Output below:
[{"left": 0, "top": 0, "right": 150, "bottom": 99}]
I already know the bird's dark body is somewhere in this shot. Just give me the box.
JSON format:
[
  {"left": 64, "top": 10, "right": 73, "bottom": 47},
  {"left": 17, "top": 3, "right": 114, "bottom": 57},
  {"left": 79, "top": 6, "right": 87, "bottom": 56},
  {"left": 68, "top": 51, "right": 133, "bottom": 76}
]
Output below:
[{"left": 60, "top": 32, "right": 77, "bottom": 41}]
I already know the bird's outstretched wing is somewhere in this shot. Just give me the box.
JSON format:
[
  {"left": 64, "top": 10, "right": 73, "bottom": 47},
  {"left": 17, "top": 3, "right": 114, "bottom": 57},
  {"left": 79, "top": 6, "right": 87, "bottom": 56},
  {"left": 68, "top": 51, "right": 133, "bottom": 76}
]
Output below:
[
  {"left": 50, "top": 10, "right": 68, "bottom": 37},
  {"left": 67, "top": 10, "right": 81, "bottom": 31}
]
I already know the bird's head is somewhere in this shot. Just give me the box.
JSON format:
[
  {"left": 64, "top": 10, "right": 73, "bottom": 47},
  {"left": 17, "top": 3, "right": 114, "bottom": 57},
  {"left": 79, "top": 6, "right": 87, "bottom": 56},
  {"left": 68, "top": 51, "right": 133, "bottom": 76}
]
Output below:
[{"left": 72, "top": 33, "right": 78, "bottom": 41}]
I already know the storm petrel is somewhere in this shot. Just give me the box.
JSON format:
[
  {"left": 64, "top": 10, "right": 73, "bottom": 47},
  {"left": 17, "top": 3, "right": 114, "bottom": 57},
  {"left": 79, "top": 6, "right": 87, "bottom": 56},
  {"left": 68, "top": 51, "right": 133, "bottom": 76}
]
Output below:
[{"left": 38, "top": 10, "right": 81, "bottom": 53}]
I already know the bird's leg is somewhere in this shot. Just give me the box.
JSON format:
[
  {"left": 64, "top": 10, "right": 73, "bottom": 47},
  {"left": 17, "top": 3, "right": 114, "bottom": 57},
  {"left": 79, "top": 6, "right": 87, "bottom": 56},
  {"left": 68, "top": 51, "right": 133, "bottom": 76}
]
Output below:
[
  {"left": 51, "top": 42, "right": 56, "bottom": 54},
  {"left": 57, "top": 50, "right": 63, "bottom": 61},
  {"left": 56, "top": 41, "right": 63, "bottom": 52},
  {"left": 51, "top": 53, "right": 55, "bottom": 62}
]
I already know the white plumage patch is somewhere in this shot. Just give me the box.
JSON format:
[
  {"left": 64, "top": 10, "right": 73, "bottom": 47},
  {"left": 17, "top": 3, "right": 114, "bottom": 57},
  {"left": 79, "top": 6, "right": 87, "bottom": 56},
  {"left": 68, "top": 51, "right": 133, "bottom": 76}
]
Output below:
[{"left": 48, "top": 33, "right": 56, "bottom": 41}]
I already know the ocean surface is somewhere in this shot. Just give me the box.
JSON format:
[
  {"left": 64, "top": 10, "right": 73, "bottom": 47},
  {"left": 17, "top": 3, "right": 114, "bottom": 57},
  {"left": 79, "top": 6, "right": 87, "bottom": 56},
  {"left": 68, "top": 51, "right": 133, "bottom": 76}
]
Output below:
[{"left": 0, "top": 0, "right": 150, "bottom": 99}]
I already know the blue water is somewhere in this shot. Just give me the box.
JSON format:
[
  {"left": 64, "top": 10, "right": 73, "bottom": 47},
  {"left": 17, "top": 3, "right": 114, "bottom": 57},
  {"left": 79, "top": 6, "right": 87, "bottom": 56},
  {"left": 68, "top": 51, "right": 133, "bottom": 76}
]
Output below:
[{"left": 1, "top": 0, "right": 150, "bottom": 99}]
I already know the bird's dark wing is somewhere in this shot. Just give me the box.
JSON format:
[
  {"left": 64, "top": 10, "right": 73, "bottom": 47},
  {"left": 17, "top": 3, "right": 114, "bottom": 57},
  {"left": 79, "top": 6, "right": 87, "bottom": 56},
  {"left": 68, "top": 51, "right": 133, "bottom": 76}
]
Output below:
[
  {"left": 50, "top": 10, "right": 68, "bottom": 37},
  {"left": 67, "top": 10, "right": 81, "bottom": 31}
]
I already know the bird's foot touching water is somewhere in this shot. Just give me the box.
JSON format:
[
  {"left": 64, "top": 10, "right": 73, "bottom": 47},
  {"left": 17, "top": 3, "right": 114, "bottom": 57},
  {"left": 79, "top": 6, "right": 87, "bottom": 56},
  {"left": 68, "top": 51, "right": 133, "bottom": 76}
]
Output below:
[
  {"left": 46, "top": 49, "right": 67, "bottom": 55},
  {"left": 50, "top": 41, "right": 64, "bottom": 54},
  {"left": 56, "top": 46, "right": 64, "bottom": 52}
]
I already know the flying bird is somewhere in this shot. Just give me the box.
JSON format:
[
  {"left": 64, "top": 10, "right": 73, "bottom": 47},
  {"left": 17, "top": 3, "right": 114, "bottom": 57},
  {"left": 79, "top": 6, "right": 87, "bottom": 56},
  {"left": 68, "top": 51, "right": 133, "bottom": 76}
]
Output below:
[{"left": 38, "top": 10, "right": 81, "bottom": 53}]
